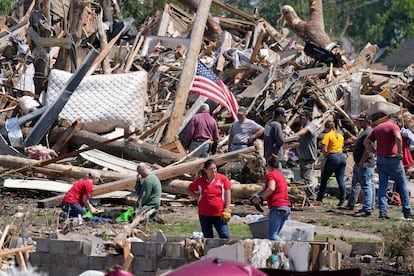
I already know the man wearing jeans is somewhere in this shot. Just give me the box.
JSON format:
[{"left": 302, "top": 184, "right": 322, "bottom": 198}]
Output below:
[
  {"left": 364, "top": 113, "right": 413, "bottom": 219},
  {"left": 294, "top": 110, "right": 318, "bottom": 198},
  {"left": 353, "top": 114, "right": 375, "bottom": 217}
]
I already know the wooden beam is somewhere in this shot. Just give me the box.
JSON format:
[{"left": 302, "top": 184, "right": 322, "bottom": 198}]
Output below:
[
  {"left": 37, "top": 146, "right": 256, "bottom": 208},
  {"left": 164, "top": 0, "right": 212, "bottom": 143}
]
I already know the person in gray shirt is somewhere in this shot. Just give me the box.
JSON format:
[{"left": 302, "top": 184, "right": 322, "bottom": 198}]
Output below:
[
  {"left": 228, "top": 106, "right": 264, "bottom": 152},
  {"left": 263, "top": 107, "right": 288, "bottom": 160},
  {"left": 294, "top": 110, "right": 318, "bottom": 197}
]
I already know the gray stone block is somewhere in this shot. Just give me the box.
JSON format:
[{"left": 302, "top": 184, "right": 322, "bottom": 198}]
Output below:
[
  {"left": 158, "top": 257, "right": 184, "bottom": 270},
  {"left": 49, "top": 240, "right": 83, "bottom": 255},
  {"left": 104, "top": 255, "right": 125, "bottom": 269},
  {"left": 72, "top": 255, "right": 90, "bottom": 269},
  {"left": 88, "top": 256, "right": 107, "bottom": 270},
  {"left": 35, "top": 239, "right": 50, "bottom": 253},
  {"left": 133, "top": 256, "right": 157, "bottom": 272}
]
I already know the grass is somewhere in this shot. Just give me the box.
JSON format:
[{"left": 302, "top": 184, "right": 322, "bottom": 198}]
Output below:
[{"left": 147, "top": 217, "right": 252, "bottom": 238}]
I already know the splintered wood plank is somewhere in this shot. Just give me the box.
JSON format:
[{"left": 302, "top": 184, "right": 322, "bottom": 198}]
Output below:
[{"left": 79, "top": 145, "right": 138, "bottom": 173}]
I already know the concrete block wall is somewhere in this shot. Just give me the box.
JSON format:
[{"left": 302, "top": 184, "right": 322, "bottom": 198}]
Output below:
[{"left": 30, "top": 238, "right": 185, "bottom": 275}]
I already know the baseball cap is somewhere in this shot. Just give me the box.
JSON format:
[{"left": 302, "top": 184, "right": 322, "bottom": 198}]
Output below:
[
  {"left": 388, "top": 113, "right": 400, "bottom": 121},
  {"left": 137, "top": 162, "right": 146, "bottom": 169},
  {"left": 299, "top": 110, "right": 311, "bottom": 118},
  {"left": 237, "top": 106, "right": 248, "bottom": 115},
  {"left": 88, "top": 171, "right": 102, "bottom": 183},
  {"left": 273, "top": 107, "right": 286, "bottom": 117}
]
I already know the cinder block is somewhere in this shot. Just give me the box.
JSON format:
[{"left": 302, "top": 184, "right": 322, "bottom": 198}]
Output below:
[
  {"left": 29, "top": 252, "right": 43, "bottom": 267},
  {"left": 131, "top": 242, "right": 146, "bottom": 256},
  {"left": 104, "top": 255, "right": 125, "bottom": 269},
  {"left": 158, "top": 257, "right": 184, "bottom": 270},
  {"left": 133, "top": 256, "right": 157, "bottom": 272},
  {"left": 35, "top": 239, "right": 50, "bottom": 253},
  {"left": 131, "top": 242, "right": 163, "bottom": 258},
  {"left": 72, "top": 255, "right": 90, "bottom": 269},
  {"left": 88, "top": 256, "right": 107, "bottom": 270},
  {"left": 49, "top": 240, "right": 83, "bottom": 255},
  {"left": 41, "top": 252, "right": 58, "bottom": 267},
  {"left": 135, "top": 272, "right": 157, "bottom": 276}
]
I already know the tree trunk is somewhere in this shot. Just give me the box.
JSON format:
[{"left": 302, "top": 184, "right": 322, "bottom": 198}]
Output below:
[
  {"left": 49, "top": 128, "right": 184, "bottom": 166},
  {"left": 163, "top": 179, "right": 262, "bottom": 199},
  {"left": 281, "top": 0, "right": 332, "bottom": 49}
]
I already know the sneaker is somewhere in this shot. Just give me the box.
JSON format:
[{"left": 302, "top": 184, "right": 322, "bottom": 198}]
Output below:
[
  {"left": 404, "top": 213, "right": 414, "bottom": 219},
  {"left": 379, "top": 214, "right": 391, "bottom": 219},
  {"left": 337, "top": 201, "right": 346, "bottom": 208},
  {"left": 354, "top": 211, "right": 371, "bottom": 217},
  {"left": 346, "top": 205, "right": 354, "bottom": 211}
]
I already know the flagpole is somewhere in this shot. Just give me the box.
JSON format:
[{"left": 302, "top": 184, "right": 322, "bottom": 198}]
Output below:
[{"left": 164, "top": 0, "right": 213, "bottom": 144}]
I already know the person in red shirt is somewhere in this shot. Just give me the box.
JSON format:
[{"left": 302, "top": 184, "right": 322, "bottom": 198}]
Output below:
[
  {"left": 364, "top": 113, "right": 413, "bottom": 219},
  {"left": 252, "top": 154, "right": 291, "bottom": 240},
  {"left": 61, "top": 171, "right": 101, "bottom": 218},
  {"left": 186, "top": 159, "right": 231, "bottom": 238}
]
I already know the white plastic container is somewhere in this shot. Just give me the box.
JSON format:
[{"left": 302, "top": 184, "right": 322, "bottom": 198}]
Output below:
[{"left": 248, "top": 218, "right": 315, "bottom": 241}]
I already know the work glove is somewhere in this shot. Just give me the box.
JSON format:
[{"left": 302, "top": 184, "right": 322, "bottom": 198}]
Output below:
[
  {"left": 221, "top": 208, "right": 231, "bottom": 223},
  {"left": 115, "top": 207, "right": 135, "bottom": 222}
]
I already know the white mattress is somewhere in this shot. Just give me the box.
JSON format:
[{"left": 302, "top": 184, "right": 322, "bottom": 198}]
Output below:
[{"left": 46, "top": 69, "right": 147, "bottom": 133}]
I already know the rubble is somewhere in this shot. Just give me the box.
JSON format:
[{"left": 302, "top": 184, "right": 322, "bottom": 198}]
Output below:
[{"left": 0, "top": 0, "right": 414, "bottom": 274}]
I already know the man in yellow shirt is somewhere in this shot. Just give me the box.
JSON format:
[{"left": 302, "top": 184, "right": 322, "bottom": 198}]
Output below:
[{"left": 316, "top": 120, "right": 347, "bottom": 208}]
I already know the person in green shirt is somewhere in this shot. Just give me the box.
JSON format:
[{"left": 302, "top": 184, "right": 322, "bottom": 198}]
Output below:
[{"left": 135, "top": 162, "right": 162, "bottom": 222}]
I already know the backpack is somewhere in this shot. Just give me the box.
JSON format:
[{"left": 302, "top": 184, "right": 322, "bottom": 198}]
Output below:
[{"left": 387, "top": 191, "right": 402, "bottom": 206}]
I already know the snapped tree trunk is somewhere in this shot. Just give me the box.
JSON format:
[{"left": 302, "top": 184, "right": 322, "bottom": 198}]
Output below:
[
  {"left": 281, "top": 0, "right": 333, "bottom": 49},
  {"left": 177, "top": 0, "right": 222, "bottom": 42}
]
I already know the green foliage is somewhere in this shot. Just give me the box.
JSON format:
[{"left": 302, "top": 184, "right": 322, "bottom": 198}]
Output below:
[
  {"left": 383, "top": 223, "right": 414, "bottom": 258},
  {"left": 0, "top": 0, "right": 15, "bottom": 16}
]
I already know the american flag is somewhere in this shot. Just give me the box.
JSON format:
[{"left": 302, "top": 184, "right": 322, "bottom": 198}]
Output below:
[{"left": 189, "top": 61, "right": 239, "bottom": 120}]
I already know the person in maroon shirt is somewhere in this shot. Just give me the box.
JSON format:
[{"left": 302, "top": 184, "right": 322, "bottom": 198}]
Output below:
[
  {"left": 364, "top": 113, "right": 413, "bottom": 219},
  {"left": 61, "top": 171, "right": 101, "bottom": 218},
  {"left": 184, "top": 103, "right": 219, "bottom": 157},
  {"left": 252, "top": 154, "right": 291, "bottom": 240}
]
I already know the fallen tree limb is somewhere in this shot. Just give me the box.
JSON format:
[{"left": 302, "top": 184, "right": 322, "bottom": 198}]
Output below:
[
  {"left": 37, "top": 146, "right": 257, "bottom": 208},
  {"left": 163, "top": 179, "right": 262, "bottom": 199}
]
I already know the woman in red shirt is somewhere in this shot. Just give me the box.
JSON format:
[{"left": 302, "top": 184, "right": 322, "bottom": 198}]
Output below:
[
  {"left": 252, "top": 154, "right": 291, "bottom": 240},
  {"left": 186, "top": 159, "right": 232, "bottom": 238}
]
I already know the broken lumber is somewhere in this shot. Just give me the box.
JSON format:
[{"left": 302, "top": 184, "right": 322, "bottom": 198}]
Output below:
[
  {"left": 50, "top": 128, "right": 183, "bottom": 166},
  {"left": 0, "top": 155, "right": 135, "bottom": 181},
  {"left": 37, "top": 146, "right": 256, "bottom": 208}
]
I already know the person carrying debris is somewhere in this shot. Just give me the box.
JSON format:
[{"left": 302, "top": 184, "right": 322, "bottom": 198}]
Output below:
[
  {"left": 134, "top": 162, "right": 162, "bottom": 221},
  {"left": 228, "top": 106, "right": 264, "bottom": 152},
  {"left": 364, "top": 113, "right": 413, "bottom": 219},
  {"left": 317, "top": 120, "right": 347, "bottom": 208},
  {"left": 61, "top": 171, "right": 101, "bottom": 218},
  {"left": 184, "top": 103, "right": 219, "bottom": 157},
  {"left": 293, "top": 110, "right": 318, "bottom": 198},
  {"left": 186, "top": 159, "right": 231, "bottom": 239},
  {"left": 251, "top": 154, "right": 291, "bottom": 241}
]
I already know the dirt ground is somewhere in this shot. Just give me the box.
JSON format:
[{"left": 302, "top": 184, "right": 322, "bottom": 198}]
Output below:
[{"left": 0, "top": 186, "right": 409, "bottom": 275}]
